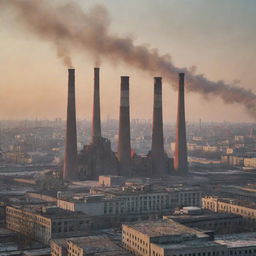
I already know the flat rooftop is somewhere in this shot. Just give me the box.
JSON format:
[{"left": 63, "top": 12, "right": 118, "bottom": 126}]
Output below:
[
  {"left": 91, "top": 185, "right": 202, "bottom": 197},
  {"left": 123, "top": 220, "right": 207, "bottom": 238},
  {"left": 68, "top": 236, "right": 130, "bottom": 255},
  {"left": 216, "top": 232, "right": 256, "bottom": 248},
  {"left": 166, "top": 212, "right": 241, "bottom": 223},
  {"left": 51, "top": 238, "right": 68, "bottom": 248},
  {"left": 22, "top": 248, "right": 51, "bottom": 256},
  {"left": 153, "top": 240, "right": 224, "bottom": 250},
  {"left": 9, "top": 205, "right": 89, "bottom": 219}
]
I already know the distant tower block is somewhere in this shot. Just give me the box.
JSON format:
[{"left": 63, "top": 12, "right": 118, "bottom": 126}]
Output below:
[
  {"left": 63, "top": 69, "right": 79, "bottom": 181},
  {"left": 151, "top": 77, "right": 166, "bottom": 176},
  {"left": 117, "top": 76, "right": 131, "bottom": 176},
  {"left": 92, "top": 67, "right": 101, "bottom": 142},
  {"left": 174, "top": 73, "right": 188, "bottom": 173}
]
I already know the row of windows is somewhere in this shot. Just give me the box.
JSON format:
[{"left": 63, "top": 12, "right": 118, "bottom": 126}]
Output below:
[
  {"left": 219, "top": 204, "right": 256, "bottom": 218},
  {"left": 203, "top": 199, "right": 256, "bottom": 220},
  {"left": 6, "top": 207, "right": 50, "bottom": 226},
  {"left": 230, "top": 248, "right": 256, "bottom": 255},
  {"left": 123, "top": 242, "right": 148, "bottom": 255},
  {"left": 68, "top": 245, "right": 83, "bottom": 256},
  {"left": 123, "top": 235, "right": 148, "bottom": 247},
  {"left": 153, "top": 251, "right": 226, "bottom": 256},
  {"left": 52, "top": 220, "right": 89, "bottom": 233},
  {"left": 104, "top": 192, "right": 201, "bottom": 207},
  {"left": 104, "top": 203, "right": 169, "bottom": 214},
  {"left": 190, "top": 220, "right": 242, "bottom": 229}
]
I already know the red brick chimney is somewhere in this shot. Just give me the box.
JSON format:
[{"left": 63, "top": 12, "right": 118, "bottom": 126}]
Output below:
[
  {"left": 117, "top": 76, "right": 131, "bottom": 176},
  {"left": 92, "top": 67, "right": 101, "bottom": 142},
  {"left": 151, "top": 77, "right": 166, "bottom": 176},
  {"left": 63, "top": 69, "right": 78, "bottom": 181},
  {"left": 174, "top": 73, "right": 188, "bottom": 173}
]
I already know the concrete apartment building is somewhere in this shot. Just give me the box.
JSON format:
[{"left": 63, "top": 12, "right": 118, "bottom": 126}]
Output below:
[
  {"left": 57, "top": 185, "right": 203, "bottom": 219},
  {"left": 6, "top": 205, "right": 91, "bottom": 244},
  {"left": 202, "top": 196, "right": 256, "bottom": 222},
  {"left": 122, "top": 220, "right": 228, "bottom": 256}
]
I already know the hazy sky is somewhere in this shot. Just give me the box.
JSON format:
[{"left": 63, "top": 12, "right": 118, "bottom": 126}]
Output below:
[{"left": 1, "top": 0, "right": 256, "bottom": 122}]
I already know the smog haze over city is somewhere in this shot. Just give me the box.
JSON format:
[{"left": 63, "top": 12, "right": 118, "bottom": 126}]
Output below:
[{"left": 0, "top": 1, "right": 256, "bottom": 256}]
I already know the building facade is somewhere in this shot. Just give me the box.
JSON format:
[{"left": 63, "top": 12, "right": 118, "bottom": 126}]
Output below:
[
  {"left": 51, "top": 236, "right": 131, "bottom": 256},
  {"left": 6, "top": 205, "right": 91, "bottom": 244},
  {"left": 122, "top": 220, "right": 228, "bottom": 256},
  {"left": 57, "top": 186, "right": 203, "bottom": 218},
  {"left": 202, "top": 196, "right": 256, "bottom": 222}
]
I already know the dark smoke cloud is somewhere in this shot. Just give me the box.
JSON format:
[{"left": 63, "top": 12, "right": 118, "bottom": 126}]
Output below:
[
  {"left": 56, "top": 42, "right": 73, "bottom": 68},
  {"left": 1, "top": 0, "right": 256, "bottom": 118}
]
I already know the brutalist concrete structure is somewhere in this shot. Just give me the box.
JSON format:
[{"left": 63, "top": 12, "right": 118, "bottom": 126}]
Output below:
[
  {"left": 117, "top": 76, "right": 131, "bottom": 177},
  {"left": 78, "top": 68, "right": 118, "bottom": 179},
  {"left": 73, "top": 69, "right": 179, "bottom": 180},
  {"left": 63, "top": 69, "right": 78, "bottom": 181},
  {"left": 78, "top": 136, "right": 119, "bottom": 179},
  {"left": 174, "top": 73, "right": 188, "bottom": 173}
]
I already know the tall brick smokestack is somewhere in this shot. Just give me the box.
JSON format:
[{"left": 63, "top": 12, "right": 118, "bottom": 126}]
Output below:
[
  {"left": 151, "top": 77, "right": 166, "bottom": 175},
  {"left": 174, "top": 73, "right": 188, "bottom": 173},
  {"left": 63, "top": 69, "right": 78, "bottom": 181},
  {"left": 117, "top": 76, "right": 131, "bottom": 176},
  {"left": 92, "top": 67, "right": 101, "bottom": 142}
]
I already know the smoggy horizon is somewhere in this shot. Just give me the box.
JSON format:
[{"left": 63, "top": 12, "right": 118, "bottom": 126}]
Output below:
[{"left": 1, "top": 0, "right": 256, "bottom": 122}]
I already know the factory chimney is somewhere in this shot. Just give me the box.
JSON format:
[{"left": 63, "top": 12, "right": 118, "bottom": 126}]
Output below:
[
  {"left": 151, "top": 77, "right": 166, "bottom": 176},
  {"left": 117, "top": 76, "right": 131, "bottom": 176},
  {"left": 92, "top": 67, "right": 101, "bottom": 142},
  {"left": 174, "top": 73, "right": 188, "bottom": 173},
  {"left": 63, "top": 69, "right": 78, "bottom": 181}
]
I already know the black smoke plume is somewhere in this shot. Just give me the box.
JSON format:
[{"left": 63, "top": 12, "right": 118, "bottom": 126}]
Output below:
[{"left": 1, "top": 0, "right": 255, "bottom": 118}]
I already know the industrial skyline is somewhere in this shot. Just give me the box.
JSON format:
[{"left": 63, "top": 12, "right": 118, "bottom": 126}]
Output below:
[
  {"left": 65, "top": 67, "right": 184, "bottom": 180},
  {"left": 1, "top": 1, "right": 256, "bottom": 255}
]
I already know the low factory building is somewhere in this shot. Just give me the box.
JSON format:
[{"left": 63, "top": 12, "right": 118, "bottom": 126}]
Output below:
[
  {"left": 6, "top": 205, "right": 91, "bottom": 244},
  {"left": 164, "top": 207, "right": 243, "bottom": 234},
  {"left": 57, "top": 185, "right": 203, "bottom": 227},
  {"left": 122, "top": 219, "right": 256, "bottom": 256},
  {"left": 216, "top": 233, "right": 256, "bottom": 256},
  {"left": 51, "top": 236, "right": 131, "bottom": 256},
  {"left": 202, "top": 196, "right": 256, "bottom": 222},
  {"left": 122, "top": 220, "right": 228, "bottom": 256}
]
